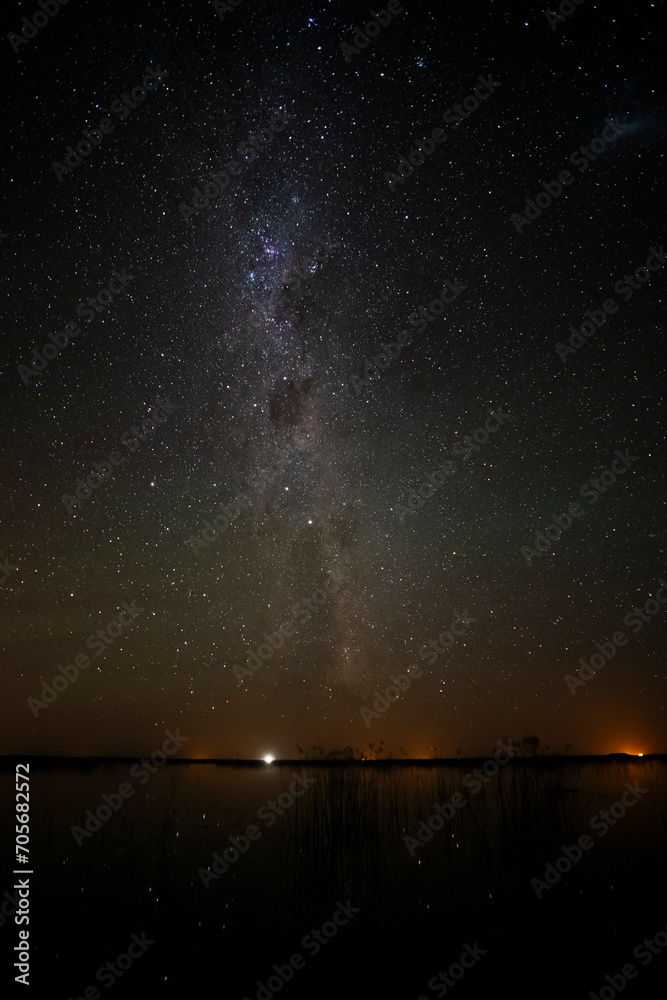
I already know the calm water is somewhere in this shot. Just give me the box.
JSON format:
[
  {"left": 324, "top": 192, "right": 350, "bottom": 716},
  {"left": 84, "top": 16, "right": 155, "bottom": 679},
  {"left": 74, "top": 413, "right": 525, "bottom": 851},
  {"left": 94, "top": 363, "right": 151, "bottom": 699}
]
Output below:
[{"left": 1, "top": 757, "right": 665, "bottom": 998}]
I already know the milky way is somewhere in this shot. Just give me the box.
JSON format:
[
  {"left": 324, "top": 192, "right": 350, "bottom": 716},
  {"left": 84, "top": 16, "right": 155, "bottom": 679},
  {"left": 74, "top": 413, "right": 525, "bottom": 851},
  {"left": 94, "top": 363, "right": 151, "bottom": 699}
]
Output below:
[{"left": 1, "top": 0, "right": 665, "bottom": 758}]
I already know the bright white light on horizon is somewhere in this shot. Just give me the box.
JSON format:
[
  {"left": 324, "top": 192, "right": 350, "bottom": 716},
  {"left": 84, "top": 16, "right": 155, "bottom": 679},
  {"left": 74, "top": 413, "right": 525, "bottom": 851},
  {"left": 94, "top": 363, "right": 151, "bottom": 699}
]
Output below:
[{"left": 263, "top": 755, "right": 274, "bottom": 764}]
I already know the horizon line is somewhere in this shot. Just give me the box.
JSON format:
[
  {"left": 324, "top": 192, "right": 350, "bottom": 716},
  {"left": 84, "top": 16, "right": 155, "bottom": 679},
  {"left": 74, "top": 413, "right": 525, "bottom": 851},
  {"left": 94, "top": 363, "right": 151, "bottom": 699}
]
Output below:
[{"left": 0, "top": 751, "right": 661, "bottom": 764}]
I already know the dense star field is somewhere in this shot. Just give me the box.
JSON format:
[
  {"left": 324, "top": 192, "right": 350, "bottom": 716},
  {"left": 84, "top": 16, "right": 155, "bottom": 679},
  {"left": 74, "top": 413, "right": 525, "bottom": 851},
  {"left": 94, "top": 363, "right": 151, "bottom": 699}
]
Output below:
[{"left": 1, "top": 0, "right": 665, "bottom": 759}]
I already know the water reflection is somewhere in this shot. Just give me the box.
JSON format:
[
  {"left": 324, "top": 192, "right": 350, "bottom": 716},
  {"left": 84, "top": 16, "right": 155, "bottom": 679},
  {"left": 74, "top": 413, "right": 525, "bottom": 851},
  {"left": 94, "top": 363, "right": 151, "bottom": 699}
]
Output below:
[{"left": 1, "top": 758, "right": 664, "bottom": 998}]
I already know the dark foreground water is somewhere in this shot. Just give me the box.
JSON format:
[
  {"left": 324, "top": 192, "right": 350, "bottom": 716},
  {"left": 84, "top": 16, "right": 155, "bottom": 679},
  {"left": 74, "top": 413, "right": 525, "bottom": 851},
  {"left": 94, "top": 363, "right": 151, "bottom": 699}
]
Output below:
[{"left": 1, "top": 756, "right": 665, "bottom": 999}]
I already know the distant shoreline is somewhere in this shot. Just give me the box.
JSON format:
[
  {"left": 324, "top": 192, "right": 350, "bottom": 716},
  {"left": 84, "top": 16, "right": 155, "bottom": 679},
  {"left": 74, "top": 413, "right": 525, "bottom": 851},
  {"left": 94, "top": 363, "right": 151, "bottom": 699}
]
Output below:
[{"left": 0, "top": 753, "right": 663, "bottom": 767}]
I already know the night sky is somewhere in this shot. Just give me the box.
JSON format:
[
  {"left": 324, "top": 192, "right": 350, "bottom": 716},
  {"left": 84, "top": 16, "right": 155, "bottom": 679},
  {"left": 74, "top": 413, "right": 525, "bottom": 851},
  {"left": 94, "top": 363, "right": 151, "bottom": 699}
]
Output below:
[{"left": 1, "top": 0, "right": 665, "bottom": 759}]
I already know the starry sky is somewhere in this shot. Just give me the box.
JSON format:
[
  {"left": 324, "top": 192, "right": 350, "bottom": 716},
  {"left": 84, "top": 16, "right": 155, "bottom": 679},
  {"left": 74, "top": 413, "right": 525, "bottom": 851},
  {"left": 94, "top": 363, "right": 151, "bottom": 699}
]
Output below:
[{"left": 1, "top": 0, "right": 665, "bottom": 758}]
